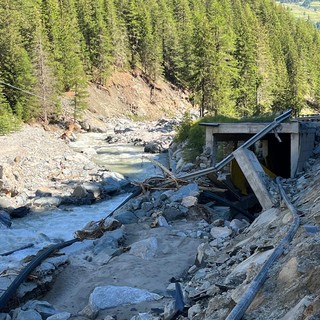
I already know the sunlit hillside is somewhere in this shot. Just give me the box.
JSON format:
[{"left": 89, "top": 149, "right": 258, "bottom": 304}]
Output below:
[{"left": 276, "top": 1, "right": 320, "bottom": 26}]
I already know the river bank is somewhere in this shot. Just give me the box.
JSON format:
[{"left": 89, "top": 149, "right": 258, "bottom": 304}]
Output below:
[
  {"left": 0, "top": 116, "right": 179, "bottom": 213},
  {"left": 0, "top": 117, "right": 208, "bottom": 320},
  {"left": 1, "top": 116, "right": 320, "bottom": 320}
]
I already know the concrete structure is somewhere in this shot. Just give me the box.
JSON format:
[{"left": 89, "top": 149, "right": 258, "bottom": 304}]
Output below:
[
  {"left": 200, "top": 121, "right": 316, "bottom": 178},
  {"left": 233, "top": 148, "right": 275, "bottom": 211}
]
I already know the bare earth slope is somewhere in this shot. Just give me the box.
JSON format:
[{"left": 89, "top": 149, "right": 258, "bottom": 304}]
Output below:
[{"left": 83, "top": 70, "right": 191, "bottom": 131}]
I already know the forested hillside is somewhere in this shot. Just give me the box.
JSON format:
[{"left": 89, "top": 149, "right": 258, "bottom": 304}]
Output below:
[{"left": 1, "top": 0, "right": 320, "bottom": 131}]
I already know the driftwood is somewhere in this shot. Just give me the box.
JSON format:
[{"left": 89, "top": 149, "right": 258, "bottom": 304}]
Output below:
[
  {"left": 74, "top": 218, "right": 122, "bottom": 240},
  {"left": 142, "top": 156, "right": 181, "bottom": 187}
]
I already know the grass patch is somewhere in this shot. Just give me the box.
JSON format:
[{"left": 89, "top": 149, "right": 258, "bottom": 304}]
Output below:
[{"left": 276, "top": 1, "right": 320, "bottom": 24}]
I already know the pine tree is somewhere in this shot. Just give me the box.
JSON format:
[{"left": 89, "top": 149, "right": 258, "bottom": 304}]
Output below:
[
  {"left": 158, "top": 0, "right": 180, "bottom": 83},
  {"left": 76, "top": 0, "right": 113, "bottom": 85},
  {"left": 0, "top": 0, "right": 38, "bottom": 120},
  {"left": 191, "top": 0, "right": 237, "bottom": 116},
  {"left": 172, "top": 0, "right": 195, "bottom": 88},
  {"left": 41, "top": 0, "right": 86, "bottom": 92},
  {"left": 138, "top": 2, "right": 162, "bottom": 80},
  {"left": 21, "top": 1, "right": 60, "bottom": 123},
  {"left": 0, "top": 84, "right": 20, "bottom": 134},
  {"left": 104, "top": 0, "right": 130, "bottom": 69},
  {"left": 122, "top": 0, "right": 143, "bottom": 67},
  {"left": 233, "top": 1, "right": 262, "bottom": 116},
  {"left": 41, "top": 0, "right": 87, "bottom": 119}
]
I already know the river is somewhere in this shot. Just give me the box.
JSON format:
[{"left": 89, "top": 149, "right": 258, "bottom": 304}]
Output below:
[
  {"left": 0, "top": 132, "right": 169, "bottom": 272},
  {"left": 69, "top": 132, "right": 169, "bottom": 181}
]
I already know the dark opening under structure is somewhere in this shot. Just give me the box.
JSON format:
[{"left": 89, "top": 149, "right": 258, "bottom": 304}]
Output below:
[{"left": 200, "top": 120, "right": 316, "bottom": 179}]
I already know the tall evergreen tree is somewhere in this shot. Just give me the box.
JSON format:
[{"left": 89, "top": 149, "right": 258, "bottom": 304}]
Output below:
[
  {"left": 41, "top": 0, "right": 86, "bottom": 92},
  {"left": 158, "top": 0, "right": 180, "bottom": 83},
  {"left": 76, "top": 0, "right": 113, "bottom": 85},
  {"left": 0, "top": 83, "right": 20, "bottom": 134},
  {"left": 233, "top": 1, "right": 262, "bottom": 116},
  {"left": 191, "top": 0, "right": 237, "bottom": 116},
  {"left": 0, "top": 0, "right": 38, "bottom": 120},
  {"left": 104, "top": 0, "right": 129, "bottom": 69},
  {"left": 138, "top": 2, "right": 162, "bottom": 79},
  {"left": 122, "top": 0, "right": 143, "bottom": 67},
  {"left": 41, "top": 0, "right": 87, "bottom": 119},
  {"left": 173, "top": 0, "right": 195, "bottom": 88}
]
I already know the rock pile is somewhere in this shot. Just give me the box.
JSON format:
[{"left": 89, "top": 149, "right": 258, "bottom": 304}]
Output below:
[
  {"left": 103, "top": 118, "right": 179, "bottom": 153},
  {"left": 0, "top": 117, "right": 179, "bottom": 226},
  {"left": 0, "top": 125, "right": 130, "bottom": 215}
]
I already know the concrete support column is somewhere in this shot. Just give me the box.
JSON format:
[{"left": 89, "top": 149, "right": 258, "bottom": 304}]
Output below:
[
  {"left": 290, "top": 133, "right": 299, "bottom": 178},
  {"left": 204, "top": 128, "right": 217, "bottom": 166},
  {"left": 233, "top": 148, "right": 274, "bottom": 211},
  {"left": 211, "top": 135, "right": 217, "bottom": 166}
]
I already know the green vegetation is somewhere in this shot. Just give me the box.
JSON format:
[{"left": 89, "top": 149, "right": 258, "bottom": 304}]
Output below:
[
  {"left": 1, "top": 0, "right": 320, "bottom": 135},
  {"left": 175, "top": 111, "right": 286, "bottom": 161}
]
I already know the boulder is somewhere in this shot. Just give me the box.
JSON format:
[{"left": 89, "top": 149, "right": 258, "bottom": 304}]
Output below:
[
  {"left": 22, "top": 300, "right": 57, "bottom": 319},
  {"left": 229, "top": 219, "right": 249, "bottom": 234},
  {"left": 162, "top": 207, "right": 186, "bottom": 221},
  {"left": 9, "top": 206, "right": 30, "bottom": 218},
  {"left": 129, "top": 237, "right": 158, "bottom": 259},
  {"left": 156, "top": 215, "right": 169, "bottom": 227},
  {"left": 225, "top": 249, "right": 274, "bottom": 285},
  {"left": 134, "top": 209, "right": 152, "bottom": 219},
  {"left": 33, "top": 197, "right": 62, "bottom": 208},
  {"left": 101, "top": 172, "right": 129, "bottom": 194},
  {"left": 82, "top": 182, "right": 101, "bottom": 199},
  {"left": 11, "top": 309, "right": 42, "bottom": 320},
  {"left": 169, "top": 183, "right": 199, "bottom": 203},
  {"left": 93, "top": 228, "right": 125, "bottom": 255},
  {"left": 72, "top": 185, "right": 89, "bottom": 198},
  {"left": 210, "top": 226, "right": 232, "bottom": 240},
  {"left": 115, "top": 211, "right": 138, "bottom": 224},
  {"left": 89, "top": 285, "right": 162, "bottom": 310},
  {"left": 144, "top": 141, "right": 163, "bottom": 153},
  {"left": 141, "top": 201, "right": 154, "bottom": 212},
  {"left": 181, "top": 196, "right": 197, "bottom": 208}
]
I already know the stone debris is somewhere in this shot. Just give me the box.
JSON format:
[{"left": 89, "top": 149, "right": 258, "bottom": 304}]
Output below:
[{"left": 1, "top": 120, "right": 320, "bottom": 320}]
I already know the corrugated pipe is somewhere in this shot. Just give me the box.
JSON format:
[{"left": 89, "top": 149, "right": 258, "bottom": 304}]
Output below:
[{"left": 226, "top": 177, "right": 300, "bottom": 320}]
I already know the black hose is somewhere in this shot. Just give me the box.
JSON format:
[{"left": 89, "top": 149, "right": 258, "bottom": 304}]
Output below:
[
  {"left": 0, "top": 238, "right": 80, "bottom": 311},
  {"left": 225, "top": 177, "right": 300, "bottom": 320},
  {"left": 0, "top": 185, "right": 142, "bottom": 312}
]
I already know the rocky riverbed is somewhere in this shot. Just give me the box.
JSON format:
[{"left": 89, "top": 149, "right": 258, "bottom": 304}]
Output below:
[{"left": 0, "top": 119, "right": 320, "bottom": 320}]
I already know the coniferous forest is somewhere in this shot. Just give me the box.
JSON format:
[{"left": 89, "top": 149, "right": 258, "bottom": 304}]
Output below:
[{"left": 1, "top": 0, "right": 320, "bottom": 130}]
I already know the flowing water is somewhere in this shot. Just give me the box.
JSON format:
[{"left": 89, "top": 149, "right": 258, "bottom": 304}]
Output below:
[
  {"left": 70, "top": 132, "right": 168, "bottom": 181},
  {"left": 0, "top": 132, "right": 168, "bottom": 271}
]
